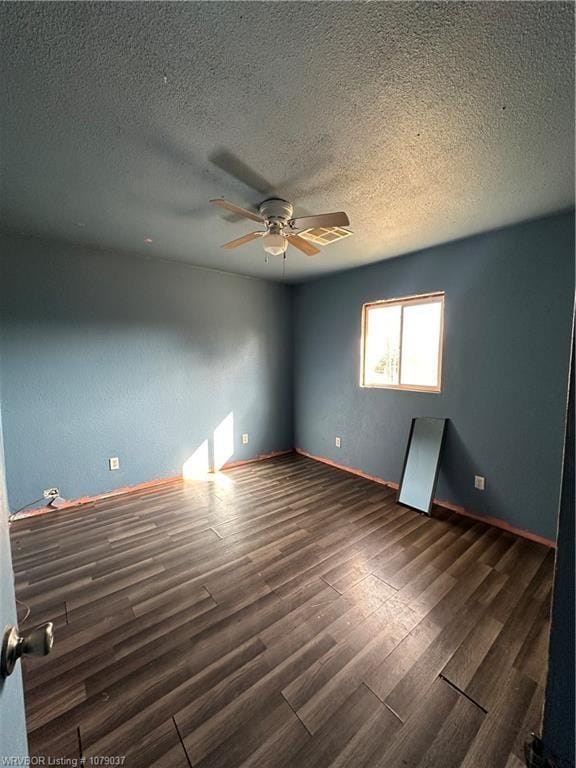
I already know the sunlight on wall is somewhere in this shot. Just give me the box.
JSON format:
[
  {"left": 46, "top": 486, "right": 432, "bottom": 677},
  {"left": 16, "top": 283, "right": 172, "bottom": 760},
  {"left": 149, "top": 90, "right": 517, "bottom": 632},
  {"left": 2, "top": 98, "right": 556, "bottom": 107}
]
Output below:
[
  {"left": 182, "top": 440, "right": 210, "bottom": 479},
  {"left": 213, "top": 412, "right": 235, "bottom": 471},
  {"left": 181, "top": 412, "right": 236, "bottom": 486}
]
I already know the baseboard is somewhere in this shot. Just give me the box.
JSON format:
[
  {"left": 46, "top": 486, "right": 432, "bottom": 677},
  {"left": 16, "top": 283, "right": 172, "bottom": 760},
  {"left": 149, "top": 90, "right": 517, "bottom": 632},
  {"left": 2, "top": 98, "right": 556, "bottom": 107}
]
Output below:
[
  {"left": 295, "top": 448, "right": 556, "bottom": 548},
  {"left": 295, "top": 448, "right": 393, "bottom": 488},
  {"left": 9, "top": 449, "right": 294, "bottom": 522},
  {"left": 220, "top": 449, "right": 293, "bottom": 470}
]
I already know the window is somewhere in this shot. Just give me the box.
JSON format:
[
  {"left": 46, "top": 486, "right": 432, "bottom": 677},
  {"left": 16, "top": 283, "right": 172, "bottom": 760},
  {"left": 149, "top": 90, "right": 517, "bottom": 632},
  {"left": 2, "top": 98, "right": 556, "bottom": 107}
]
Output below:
[{"left": 361, "top": 293, "right": 444, "bottom": 392}]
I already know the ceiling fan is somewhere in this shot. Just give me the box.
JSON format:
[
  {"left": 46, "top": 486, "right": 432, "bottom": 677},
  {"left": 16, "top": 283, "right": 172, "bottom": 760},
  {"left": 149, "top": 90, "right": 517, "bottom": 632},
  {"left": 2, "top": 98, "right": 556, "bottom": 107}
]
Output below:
[{"left": 209, "top": 197, "right": 351, "bottom": 256}]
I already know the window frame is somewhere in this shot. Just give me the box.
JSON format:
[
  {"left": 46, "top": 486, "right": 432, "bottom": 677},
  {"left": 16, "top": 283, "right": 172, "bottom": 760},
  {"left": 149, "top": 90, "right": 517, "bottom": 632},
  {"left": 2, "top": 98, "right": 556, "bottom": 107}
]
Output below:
[{"left": 360, "top": 292, "right": 445, "bottom": 393}]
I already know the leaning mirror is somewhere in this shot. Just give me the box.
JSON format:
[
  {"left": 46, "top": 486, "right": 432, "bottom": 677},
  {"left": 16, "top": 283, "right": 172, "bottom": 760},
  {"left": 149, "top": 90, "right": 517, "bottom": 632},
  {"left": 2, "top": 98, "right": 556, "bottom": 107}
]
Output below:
[{"left": 397, "top": 417, "right": 447, "bottom": 515}]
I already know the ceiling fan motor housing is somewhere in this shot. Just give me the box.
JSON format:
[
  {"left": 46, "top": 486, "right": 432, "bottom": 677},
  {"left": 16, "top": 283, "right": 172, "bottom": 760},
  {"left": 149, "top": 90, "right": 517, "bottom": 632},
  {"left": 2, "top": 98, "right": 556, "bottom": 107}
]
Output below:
[{"left": 259, "top": 198, "right": 294, "bottom": 229}]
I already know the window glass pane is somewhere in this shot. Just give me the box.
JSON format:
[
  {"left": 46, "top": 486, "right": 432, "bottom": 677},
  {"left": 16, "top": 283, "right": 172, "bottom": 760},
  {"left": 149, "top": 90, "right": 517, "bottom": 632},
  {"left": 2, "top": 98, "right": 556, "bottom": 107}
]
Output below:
[
  {"left": 364, "top": 305, "right": 401, "bottom": 385},
  {"left": 400, "top": 301, "right": 442, "bottom": 387}
]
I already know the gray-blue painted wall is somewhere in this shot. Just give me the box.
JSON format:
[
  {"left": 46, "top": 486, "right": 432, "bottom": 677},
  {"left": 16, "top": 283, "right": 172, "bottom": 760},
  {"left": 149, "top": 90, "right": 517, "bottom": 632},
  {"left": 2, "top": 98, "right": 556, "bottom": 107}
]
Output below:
[
  {"left": 0, "top": 232, "right": 293, "bottom": 512},
  {"left": 293, "top": 211, "right": 574, "bottom": 541},
  {"left": 1, "top": 212, "right": 573, "bottom": 542}
]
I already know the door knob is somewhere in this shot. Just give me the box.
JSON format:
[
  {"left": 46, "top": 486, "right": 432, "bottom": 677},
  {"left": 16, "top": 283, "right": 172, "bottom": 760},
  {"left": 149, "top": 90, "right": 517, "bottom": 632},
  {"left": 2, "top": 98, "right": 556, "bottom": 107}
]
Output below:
[{"left": 1, "top": 623, "right": 54, "bottom": 678}]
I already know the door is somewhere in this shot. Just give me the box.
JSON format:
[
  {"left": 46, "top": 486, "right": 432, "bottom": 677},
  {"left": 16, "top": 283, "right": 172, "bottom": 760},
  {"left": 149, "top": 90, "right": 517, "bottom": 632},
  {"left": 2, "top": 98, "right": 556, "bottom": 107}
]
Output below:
[{"left": 0, "top": 402, "right": 28, "bottom": 760}]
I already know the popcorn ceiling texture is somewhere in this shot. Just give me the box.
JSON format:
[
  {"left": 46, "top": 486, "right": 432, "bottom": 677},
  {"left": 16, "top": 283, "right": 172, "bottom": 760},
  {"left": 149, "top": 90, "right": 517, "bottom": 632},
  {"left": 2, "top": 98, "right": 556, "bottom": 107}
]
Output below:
[{"left": 0, "top": 1, "right": 574, "bottom": 281}]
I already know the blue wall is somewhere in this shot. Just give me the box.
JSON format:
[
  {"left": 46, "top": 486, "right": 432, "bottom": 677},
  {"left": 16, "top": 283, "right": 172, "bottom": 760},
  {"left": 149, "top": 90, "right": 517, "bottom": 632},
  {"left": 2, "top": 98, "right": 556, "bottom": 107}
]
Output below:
[
  {"left": 1, "top": 212, "right": 573, "bottom": 542},
  {"left": 0, "top": 232, "right": 293, "bottom": 511},
  {"left": 293, "top": 211, "right": 574, "bottom": 541}
]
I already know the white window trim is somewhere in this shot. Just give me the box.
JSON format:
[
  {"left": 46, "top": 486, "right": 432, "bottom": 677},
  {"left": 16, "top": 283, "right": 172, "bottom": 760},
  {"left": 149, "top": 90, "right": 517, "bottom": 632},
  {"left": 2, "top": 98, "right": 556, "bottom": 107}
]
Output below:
[{"left": 360, "top": 292, "right": 445, "bottom": 393}]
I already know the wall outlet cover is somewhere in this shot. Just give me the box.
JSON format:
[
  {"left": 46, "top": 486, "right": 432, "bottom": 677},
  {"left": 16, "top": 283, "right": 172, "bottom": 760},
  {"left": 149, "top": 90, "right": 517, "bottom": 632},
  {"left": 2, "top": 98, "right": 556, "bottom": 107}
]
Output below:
[
  {"left": 335, "top": 437, "right": 342, "bottom": 448},
  {"left": 43, "top": 487, "right": 60, "bottom": 498},
  {"left": 474, "top": 475, "right": 485, "bottom": 491},
  {"left": 242, "top": 434, "right": 249, "bottom": 445},
  {"left": 109, "top": 457, "right": 120, "bottom": 471}
]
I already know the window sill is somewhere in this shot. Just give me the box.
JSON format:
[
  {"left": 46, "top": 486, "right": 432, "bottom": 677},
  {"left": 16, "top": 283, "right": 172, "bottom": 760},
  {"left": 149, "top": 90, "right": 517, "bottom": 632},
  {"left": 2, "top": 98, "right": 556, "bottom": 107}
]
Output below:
[{"left": 360, "top": 383, "right": 442, "bottom": 393}]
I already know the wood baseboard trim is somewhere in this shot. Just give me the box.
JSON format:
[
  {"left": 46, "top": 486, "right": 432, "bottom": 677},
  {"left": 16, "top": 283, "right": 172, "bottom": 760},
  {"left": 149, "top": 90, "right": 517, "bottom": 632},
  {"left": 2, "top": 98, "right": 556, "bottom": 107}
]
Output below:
[
  {"left": 295, "top": 448, "right": 556, "bottom": 548},
  {"left": 10, "top": 449, "right": 294, "bottom": 521}
]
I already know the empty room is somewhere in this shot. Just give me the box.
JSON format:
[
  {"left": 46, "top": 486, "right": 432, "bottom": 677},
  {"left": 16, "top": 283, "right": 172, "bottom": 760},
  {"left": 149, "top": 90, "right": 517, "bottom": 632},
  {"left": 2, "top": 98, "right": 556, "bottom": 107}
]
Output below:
[{"left": 0, "top": 2, "right": 574, "bottom": 767}]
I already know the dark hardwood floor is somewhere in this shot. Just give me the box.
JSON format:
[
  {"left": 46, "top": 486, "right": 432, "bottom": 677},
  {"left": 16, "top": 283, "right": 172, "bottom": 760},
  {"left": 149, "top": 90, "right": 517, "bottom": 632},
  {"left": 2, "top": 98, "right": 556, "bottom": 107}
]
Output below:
[{"left": 10, "top": 454, "right": 553, "bottom": 768}]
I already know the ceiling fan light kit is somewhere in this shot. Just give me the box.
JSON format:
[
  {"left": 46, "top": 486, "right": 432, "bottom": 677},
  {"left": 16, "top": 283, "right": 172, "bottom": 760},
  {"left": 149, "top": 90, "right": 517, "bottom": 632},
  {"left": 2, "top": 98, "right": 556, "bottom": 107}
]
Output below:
[
  {"left": 262, "top": 232, "right": 288, "bottom": 256},
  {"left": 209, "top": 197, "right": 351, "bottom": 260}
]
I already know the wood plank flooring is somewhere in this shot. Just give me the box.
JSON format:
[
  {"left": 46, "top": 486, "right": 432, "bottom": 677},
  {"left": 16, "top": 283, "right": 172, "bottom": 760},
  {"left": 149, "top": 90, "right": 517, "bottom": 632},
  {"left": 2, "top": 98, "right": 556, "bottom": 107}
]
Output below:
[{"left": 10, "top": 454, "right": 554, "bottom": 767}]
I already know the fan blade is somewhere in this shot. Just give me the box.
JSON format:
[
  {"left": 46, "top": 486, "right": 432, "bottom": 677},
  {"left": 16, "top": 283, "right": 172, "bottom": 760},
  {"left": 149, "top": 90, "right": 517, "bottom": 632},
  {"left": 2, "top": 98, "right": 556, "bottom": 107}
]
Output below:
[
  {"left": 289, "top": 212, "right": 350, "bottom": 230},
  {"left": 287, "top": 234, "right": 321, "bottom": 256},
  {"left": 221, "top": 231, "right": 265, "bottom": 249},
  {"left": 210, "top": 199, "right": 265, "bottom": 223}
]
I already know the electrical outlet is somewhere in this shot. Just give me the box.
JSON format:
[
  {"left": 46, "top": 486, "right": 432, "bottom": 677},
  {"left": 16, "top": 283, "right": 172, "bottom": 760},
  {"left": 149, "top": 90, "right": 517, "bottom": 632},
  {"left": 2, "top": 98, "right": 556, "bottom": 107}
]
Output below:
[
  {"left": 109, "top": 457, "right": 120, "bottom": 471},
  {"left": 242, "top": 434, "right": 249, "bottom": 445},
  {"left": 43, "top": 487, "right": 60, "bottom": 498},
  {"left": 335, "top": 437, "right": 342, "bottom": 448},
  {"left": 474, "top": 475, "right": 485, "bottom": 491}
]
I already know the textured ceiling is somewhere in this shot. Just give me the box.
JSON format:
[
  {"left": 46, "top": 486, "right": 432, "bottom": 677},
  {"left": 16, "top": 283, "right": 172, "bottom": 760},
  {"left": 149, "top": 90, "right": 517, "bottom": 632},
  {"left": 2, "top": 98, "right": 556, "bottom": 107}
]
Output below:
[{"left": 1, "top": 2, "right": 574, "bottom": 282}]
